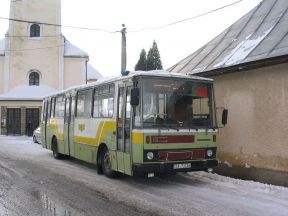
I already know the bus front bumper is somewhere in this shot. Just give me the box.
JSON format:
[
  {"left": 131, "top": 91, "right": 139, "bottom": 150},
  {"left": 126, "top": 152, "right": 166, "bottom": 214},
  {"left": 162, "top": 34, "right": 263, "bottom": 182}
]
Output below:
[{"left": 132, "top": 160, "right": 218, "bottom": 174}]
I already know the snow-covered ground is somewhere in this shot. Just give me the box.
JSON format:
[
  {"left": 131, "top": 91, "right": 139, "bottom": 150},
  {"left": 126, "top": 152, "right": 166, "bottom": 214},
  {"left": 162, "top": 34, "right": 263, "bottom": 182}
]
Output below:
[{"left": 0, "top": 135, "right": 287, "bottom": 216}]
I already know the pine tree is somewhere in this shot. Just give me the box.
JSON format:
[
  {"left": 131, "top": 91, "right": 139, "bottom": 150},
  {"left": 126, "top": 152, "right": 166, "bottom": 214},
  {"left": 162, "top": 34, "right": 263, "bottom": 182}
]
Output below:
[
  {"left": 146, "top": 40, "right": 163, "bottom": 71},
  {"left": 135, "top": 49, "right": 147, "bottom": 71}
]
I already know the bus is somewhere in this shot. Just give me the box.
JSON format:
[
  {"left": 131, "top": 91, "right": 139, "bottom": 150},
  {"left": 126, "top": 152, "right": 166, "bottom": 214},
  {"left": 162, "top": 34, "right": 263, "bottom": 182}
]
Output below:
[{"left": 41, "top": 71, "right": 228, "bottom": 178}]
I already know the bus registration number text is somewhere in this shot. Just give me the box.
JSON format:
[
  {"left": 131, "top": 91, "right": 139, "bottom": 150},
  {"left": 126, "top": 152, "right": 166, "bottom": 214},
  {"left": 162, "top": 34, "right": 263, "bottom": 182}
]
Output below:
[{"left": 173, "top": 163, "right": 191, "bottom": 169}]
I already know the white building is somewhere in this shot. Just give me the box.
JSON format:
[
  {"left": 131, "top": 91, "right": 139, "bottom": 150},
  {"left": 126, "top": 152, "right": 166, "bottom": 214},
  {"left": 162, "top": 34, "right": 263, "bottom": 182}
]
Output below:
[{"left": 0, "top": 0, "right": 102, "bottom": 135}]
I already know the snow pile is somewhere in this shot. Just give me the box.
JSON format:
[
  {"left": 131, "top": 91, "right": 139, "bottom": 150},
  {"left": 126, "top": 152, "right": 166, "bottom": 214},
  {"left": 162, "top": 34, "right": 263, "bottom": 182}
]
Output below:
[{"left": 186, "top": 171, "right": 288, "bottom": 194}]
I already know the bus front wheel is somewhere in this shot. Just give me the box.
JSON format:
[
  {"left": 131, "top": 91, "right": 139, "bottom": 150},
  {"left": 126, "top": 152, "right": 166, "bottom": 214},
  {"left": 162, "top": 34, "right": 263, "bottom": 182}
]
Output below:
[{"left": 101, "top": 148, "right": 116, "bottom": 178}]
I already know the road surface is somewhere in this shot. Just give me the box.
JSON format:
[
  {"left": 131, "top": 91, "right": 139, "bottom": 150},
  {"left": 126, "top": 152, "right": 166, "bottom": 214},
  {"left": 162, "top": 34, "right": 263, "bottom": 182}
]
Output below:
[{"left": 0, "top": 136, "right": 287, "bottom": 216}]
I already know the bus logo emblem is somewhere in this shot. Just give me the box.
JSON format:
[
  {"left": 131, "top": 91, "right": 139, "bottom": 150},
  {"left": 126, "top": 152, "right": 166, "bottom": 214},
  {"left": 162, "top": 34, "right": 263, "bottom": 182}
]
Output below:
[{"left": 79, "top": 124, "right": 85, "bottom": 132}]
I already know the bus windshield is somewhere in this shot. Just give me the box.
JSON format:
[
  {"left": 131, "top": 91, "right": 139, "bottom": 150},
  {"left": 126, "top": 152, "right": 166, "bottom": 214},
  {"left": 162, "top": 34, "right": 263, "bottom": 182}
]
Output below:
[{"left": 137, "top": 78, "right": 216, "bottom": 129}]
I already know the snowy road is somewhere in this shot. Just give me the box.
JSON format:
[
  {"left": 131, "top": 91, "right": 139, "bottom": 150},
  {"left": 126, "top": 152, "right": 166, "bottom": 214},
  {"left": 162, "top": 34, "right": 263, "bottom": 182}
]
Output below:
[{"left": 0, "top": 136, "right": 287, "bottom": 216}]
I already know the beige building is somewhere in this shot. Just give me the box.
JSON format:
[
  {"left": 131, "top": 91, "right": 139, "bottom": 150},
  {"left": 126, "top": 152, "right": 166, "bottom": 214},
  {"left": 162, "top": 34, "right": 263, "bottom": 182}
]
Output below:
[
  {"left": 0, "top": 0, "right": 102, "bottom": 136},
  {"left": 170, "top": 0, "right": 288, "bottom": 186}
]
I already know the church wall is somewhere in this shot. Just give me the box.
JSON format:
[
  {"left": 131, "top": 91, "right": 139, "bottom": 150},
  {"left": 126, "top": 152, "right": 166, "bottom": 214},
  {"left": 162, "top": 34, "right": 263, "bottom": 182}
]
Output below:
[
  {"left": 64, "top": 58, "right": 87, "bottom": 88},
  {"left": 8, "top": 42, "right": 62, "bottom": 90}
]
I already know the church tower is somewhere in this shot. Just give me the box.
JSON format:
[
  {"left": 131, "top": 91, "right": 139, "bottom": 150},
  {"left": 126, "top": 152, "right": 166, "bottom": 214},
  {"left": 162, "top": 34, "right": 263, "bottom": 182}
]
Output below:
[
  {"left": 0, "top": 0, "right": 101, "bottom": 136},
  {"left": 4, "top": 0, "right": 64, "bottom": 93}
]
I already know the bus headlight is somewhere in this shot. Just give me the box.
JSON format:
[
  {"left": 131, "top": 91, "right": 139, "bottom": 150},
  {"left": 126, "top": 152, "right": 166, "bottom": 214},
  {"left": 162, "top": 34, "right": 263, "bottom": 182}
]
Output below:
[
  {"left": 207, "top": 149, "right": 213, "bottom": 157},
  {"left": 147, "top": 152, "right": 154, "bottom": 160}
]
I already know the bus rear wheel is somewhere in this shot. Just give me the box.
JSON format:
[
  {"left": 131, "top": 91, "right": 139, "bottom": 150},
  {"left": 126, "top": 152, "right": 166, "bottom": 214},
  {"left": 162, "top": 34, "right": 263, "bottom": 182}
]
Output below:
[
  {"left": 101, "top": 148, "right": 116, "bottom": 178},
  {"left": 52, "top": 138, "right": 63, "bottom": 159}
]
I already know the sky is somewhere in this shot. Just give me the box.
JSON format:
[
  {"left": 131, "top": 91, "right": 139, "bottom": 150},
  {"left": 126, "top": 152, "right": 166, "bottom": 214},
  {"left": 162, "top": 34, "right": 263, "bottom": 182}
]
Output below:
[{"left": 0, "top": 0, "right": 262, "bottom": 77}]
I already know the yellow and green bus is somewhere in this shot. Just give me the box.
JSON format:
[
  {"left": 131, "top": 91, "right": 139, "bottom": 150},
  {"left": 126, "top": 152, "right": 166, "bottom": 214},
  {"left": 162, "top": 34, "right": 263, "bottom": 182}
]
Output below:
[{"left": 41, "top": 71, "right": 227, "bottom": 178}]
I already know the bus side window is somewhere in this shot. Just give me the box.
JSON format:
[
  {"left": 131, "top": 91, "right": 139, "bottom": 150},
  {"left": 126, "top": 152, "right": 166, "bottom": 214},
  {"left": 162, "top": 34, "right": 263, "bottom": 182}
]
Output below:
[
  {"left": 76, "top": 89, "right": 93, "bottom": 118},
  {"left": 64, "top": 97, "right": 73, "bottom": 124},
  {"left": 50, "top": 97, "right": 55, "bottom": 118},
  {"left": 71, "top": 96, "right": 75, "bottom": 121},
  {"left": 55, "top": 95, "right": 65, "bottom": 118},
  {"left": 48, "top": 98, "right": 52, "bottom": 118},
  {"left": 93, "top": 84, "right": 114, "bottom": 118}
]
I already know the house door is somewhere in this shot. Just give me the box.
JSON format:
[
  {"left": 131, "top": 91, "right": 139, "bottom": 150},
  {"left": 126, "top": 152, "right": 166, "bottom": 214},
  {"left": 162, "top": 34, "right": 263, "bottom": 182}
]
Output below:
[
  {"left": 116, "top": 85, "right": 132, "bottom": 175},
  {"left": 7, "top": 108, "right": 21, "bottom": 135},
  {"left": 26, "top": 108, "right": 39, "bottom": 136}
]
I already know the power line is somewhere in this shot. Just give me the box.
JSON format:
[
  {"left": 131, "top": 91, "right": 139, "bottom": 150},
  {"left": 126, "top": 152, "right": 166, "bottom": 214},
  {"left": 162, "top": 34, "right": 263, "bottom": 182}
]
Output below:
[
  {"left": 0, "top": 44, "right": 65, "bottom": 52},
  {"left": 6, "top": 34, "right": 62, "bottom": 38},
  {"left": 0, "top": 16, "right": 118, "bottom": 33},
  {"left": 128, "top": 0, "right": 245, "bottom": 32},
  {"left": 1, "top": 0, "right": 246, "bottom": 34}
]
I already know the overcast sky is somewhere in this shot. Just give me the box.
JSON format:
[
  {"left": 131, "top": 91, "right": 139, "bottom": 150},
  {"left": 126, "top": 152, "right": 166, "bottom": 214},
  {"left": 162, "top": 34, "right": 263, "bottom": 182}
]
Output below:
[{"left": 0, "top": 0, "right": 262, "bottom": 77}]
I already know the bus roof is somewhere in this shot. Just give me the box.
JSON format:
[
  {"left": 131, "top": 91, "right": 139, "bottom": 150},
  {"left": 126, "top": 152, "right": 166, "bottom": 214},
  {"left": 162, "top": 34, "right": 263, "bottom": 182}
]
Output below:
[{"left": 44, "top": 70, "right": 214, "bottom": 98}]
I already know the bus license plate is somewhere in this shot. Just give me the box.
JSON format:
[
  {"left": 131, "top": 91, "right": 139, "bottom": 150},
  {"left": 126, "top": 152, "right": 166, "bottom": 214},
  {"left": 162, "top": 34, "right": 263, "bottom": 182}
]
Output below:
[{"left": 173, "top": 163, "right": 191, "bottom": 169}]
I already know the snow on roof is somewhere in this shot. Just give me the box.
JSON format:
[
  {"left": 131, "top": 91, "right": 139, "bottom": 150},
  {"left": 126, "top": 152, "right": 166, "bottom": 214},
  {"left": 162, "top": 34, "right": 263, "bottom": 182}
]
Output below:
[
  {"left": 64, "top": 40, "right": 88, "bottom": 58},
  {"left": 87, "top": 63, "right": 102, "bottom": 81},
  {"left": 0, "top": 38, "right": 5, "bottom": 55},
  {"left": 169, "top": 0, "right": 288, "bottom": 75},
  {"left": 213, "top": 26, "right": 275, "bottom": 68},
  {"left": 0, "top": 85, "right": 58, "bottom": 101}
]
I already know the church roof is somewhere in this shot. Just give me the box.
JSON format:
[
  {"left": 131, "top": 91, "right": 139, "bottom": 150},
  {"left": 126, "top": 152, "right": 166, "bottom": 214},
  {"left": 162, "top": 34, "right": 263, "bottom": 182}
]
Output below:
[
  {"left": 0, "top": 85, "right": 58, "bottom": 101},
  {"left": 87, "top": 63, "right": 103, "bottom": 81},
  {"left": 0, "top": 38, "right": 5, "bottom": 56},
  {"left": 64, "top": 40, "right": 89, "bottom": 58},
  {"left": 169, "top": 0, "right": 288, "bottom": 76}
]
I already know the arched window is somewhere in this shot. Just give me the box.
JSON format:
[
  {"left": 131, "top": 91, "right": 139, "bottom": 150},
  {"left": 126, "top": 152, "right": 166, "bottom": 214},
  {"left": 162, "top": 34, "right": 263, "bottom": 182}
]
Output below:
[
  {"left": 30, "top": 23, "right": 40, "bottom": 38},
  {"left": 29, "top": 71, "right": 40, "bottom": 86}
]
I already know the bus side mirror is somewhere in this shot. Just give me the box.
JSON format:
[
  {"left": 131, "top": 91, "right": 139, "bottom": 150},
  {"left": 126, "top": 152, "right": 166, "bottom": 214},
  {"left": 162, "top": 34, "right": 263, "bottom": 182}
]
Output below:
[
  {"left": 222, "top": 109, "right": 228, "bottom": 126},
  {"left": 130, "top": 88, "right": 139, "bottom": 106}
]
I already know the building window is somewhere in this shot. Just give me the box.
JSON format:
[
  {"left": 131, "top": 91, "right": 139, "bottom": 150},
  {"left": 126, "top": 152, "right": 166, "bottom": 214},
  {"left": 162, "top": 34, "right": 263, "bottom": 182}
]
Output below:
[
  {"left": 29, "top": 71, "right": 40, "bottom": 86},
  {"left": 30, "top": 23, "right": 40, "bottom": 38}
]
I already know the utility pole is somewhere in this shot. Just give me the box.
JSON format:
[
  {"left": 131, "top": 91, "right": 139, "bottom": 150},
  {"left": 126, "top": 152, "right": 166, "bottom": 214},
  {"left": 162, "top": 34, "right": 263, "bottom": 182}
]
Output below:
[{"left": 121, "top": 24, "right": 128, "bottom": 75}]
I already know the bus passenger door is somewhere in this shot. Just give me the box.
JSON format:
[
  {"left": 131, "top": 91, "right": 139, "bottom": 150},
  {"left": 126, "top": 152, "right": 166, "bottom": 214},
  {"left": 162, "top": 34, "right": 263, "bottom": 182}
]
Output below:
[
  {"left": 64, "top": 96, "right": 75, "bottom": 157},
  {"left": 64, "top": 97, "right": 71, "bottom": 155},
  {"left": 70, "top": 97, "right": 76, "bottom": 157},
  {"left": 117, "top": 86, "right": 132, "bottom": 175},
  {"left": 45, "top": 99, "right": 51, "bottom": 148}
]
